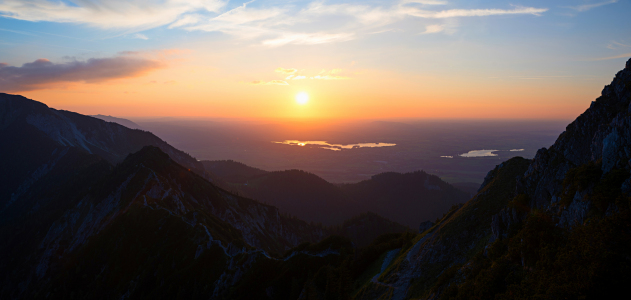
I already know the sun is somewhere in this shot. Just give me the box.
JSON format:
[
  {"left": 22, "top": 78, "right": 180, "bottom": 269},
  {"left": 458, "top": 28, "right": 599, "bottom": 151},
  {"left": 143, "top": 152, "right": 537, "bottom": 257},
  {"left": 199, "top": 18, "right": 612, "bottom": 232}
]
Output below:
[{"left": 296, "top": 92, "right": 309, "bottom": 105}]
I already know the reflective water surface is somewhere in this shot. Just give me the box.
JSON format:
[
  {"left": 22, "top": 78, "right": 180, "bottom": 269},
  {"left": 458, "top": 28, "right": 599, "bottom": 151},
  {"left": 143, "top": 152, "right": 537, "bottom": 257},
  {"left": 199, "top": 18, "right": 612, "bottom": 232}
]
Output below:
[
  {"left": 459, "top": 150, "right": 499, "bottom": 157},
  {"left": 275, "top": 140, "right": 396, "bottom": 151},
  {"left": 457, "top": 148, "right": 525, "bottom": 157}
]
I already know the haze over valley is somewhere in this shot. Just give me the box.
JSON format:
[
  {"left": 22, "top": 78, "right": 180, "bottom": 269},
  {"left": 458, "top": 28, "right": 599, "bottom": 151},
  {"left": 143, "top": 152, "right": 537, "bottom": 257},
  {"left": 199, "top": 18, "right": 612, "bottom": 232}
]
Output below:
[{"left": 130, "top": 117, "right": 567, "bottom": 184}]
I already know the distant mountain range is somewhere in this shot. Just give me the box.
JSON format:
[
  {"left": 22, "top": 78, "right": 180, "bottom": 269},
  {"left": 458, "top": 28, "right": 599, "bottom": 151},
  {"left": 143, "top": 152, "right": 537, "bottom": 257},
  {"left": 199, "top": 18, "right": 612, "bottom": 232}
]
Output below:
[
  {"left": 90, "top": 114, "right": 143, "bottom": 130},
  {"left": 201, "top": 160, "right": 470, "bottom": 227}
]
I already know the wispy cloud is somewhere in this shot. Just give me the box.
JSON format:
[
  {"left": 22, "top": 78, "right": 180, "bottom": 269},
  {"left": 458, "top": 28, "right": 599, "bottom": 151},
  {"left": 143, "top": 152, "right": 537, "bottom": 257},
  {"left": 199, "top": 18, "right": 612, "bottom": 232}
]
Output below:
[
  {"left": 0, "top": 0, "right": 226, "bottom": 30},
  {"left": 262, "top": 32, "right": 354, "bottom": 47},
  {"left": 134, "top": 33, "right": 149, "bottom": 40},
  {"left": 0, "top": 53, "right": 165, "bottom": 92},
  {"left": 421, "top": 24, "right": 444, "bottom": 34},
  {"left": 592, "top": 53, "right": 631, "bottom": 61},
  {"left": 275, "top": 67, "right": 297, "bottom": 75},
  {"left": 169, "top": 14, "right": 204, "bottom": 29},
  {"left": 607, "top": 40, "right": 631, "bottom": 50},
  {"left": 403, "top": 6, "right": 548, "bottom": 18},
  {"left": 402, "top": 0, "right": 447, "bottom": 5},
  {"left": 213, "top": 1, "right": 283, "bottom": 24},
  {"left": 566, "top": 0, "right": 618, "bottom": 12},
  {"left": 0, "top": 1, "right": 549, "bottom": 47},
  {"left": 255, "top": 67, "right": 352, "bottom": 86},
  {"left": 0, "top": 27, "right": 38, "bottom": 36},
  {"left": 250, "top": 80, "right": 288, "bottom": 85}
]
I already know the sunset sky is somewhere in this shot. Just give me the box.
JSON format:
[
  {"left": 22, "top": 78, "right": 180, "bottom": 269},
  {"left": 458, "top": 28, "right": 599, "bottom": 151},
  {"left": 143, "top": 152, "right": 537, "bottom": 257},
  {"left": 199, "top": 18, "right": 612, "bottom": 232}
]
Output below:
[{"left": 0, "top": 0, "right": 630, "bottom": 119}]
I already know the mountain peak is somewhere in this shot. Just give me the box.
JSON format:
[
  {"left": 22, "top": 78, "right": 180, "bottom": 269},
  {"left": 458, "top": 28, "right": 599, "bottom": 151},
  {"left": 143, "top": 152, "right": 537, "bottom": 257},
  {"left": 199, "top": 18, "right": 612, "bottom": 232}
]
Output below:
[
  {"left": 521, "top": 58, "right": 631, "bottom": 209},
  {"left": 601, "top": 57, "right": 631, "bottom": 100},
  {"left": 118, "top": 145, "right": 179, "bottom": 175},
  {"left": 125, "top": 145, "right": 171, "bottom": 162}
]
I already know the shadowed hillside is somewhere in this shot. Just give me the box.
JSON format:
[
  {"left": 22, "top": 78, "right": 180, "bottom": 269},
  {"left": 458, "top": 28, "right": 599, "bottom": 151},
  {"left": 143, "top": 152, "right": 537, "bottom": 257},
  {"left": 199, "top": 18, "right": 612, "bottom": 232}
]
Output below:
[{"left": 201, "top": 161, "right": 470, "bottom": 228}]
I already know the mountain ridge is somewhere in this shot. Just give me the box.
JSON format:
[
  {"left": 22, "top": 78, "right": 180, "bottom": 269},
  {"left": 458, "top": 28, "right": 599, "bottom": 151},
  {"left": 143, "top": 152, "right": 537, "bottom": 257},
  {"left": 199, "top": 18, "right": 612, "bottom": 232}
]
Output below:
[
  {"left": 91, "top": 114, "right": 142, "bottom": 130},
  {"left": 201, "top": 160, "right": 470, "bottom": 227}
]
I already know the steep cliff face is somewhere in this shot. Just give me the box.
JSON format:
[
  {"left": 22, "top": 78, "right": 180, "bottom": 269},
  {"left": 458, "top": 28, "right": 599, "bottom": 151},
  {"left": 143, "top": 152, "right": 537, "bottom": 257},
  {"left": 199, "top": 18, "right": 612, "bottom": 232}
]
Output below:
[
  {"left": 520, "top": 59, "right": 631, "bottom": 211},
  {"left": 355, "top": 59, "right": 631, "bottom": 300}
]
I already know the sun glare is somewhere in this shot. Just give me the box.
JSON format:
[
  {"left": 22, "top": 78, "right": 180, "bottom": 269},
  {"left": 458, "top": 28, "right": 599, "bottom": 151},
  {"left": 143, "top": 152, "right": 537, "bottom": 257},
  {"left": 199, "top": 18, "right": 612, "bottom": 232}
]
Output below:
[{"left": 296, "top": 92, "right": 309, "bottom": 105}]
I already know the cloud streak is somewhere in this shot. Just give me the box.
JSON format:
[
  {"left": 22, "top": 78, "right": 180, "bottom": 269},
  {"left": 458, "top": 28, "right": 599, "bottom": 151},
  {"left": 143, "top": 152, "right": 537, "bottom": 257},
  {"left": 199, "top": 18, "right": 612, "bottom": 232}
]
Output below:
[
  {"left": 404, "top": 6, "right": 548, "bottom": 18},
  {"left": 262, "top": 32, "right": 355, "bottom": 47},
  {"left": 567, "top": 0, "right": 618, "bottom": 12},
  {"left": 250, "top": 80, "right": 288, "bottom": 85},
  {"left": 607, "top": 40, "right": 631, "bottom": 50},
  {"left": 0, "top": 1, "right": 549, "bottom": 47},
  {"left": 0, "top": 55, "right": 165, "bottom": 92},
  {"left": 592, "top": 53, "right": 631, "bottom": 61},
  {"left": 253, "top": 67, "right": 352, "bottom": 86},
  {"left": 402, "top": 0, "right": 447, "bottom": 5},
  {"left": 275, "top": 67, "right": 297, "bottom": 75},
  {"left": 0, "top": 0, "right": 226, "bottom": 30},
  {"left": 422, "top": 24, "right": 444, "bottom": 34}
]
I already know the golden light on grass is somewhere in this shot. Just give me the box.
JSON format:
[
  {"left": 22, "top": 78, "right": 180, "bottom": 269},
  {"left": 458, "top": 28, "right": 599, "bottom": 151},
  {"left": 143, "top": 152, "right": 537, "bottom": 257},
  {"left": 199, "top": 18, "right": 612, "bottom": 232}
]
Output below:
[{"left": 296, "top": 92, "right": 309, "bottom": 105}]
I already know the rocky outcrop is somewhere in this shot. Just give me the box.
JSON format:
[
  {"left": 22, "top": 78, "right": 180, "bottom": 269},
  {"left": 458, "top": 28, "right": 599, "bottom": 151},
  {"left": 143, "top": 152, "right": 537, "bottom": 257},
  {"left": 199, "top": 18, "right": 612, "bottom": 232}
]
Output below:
[
  {"left": 519, "top": 58, "right": 631, "bottom": 214},
  {"left": 491, "top": 206, "right": 525, "bottom": 240},
  {"left": 360, "top": 58, "right": 631, "bottom": 300},
  {"left": 356, "top": 157, "right": 530, "bottom": 300}
]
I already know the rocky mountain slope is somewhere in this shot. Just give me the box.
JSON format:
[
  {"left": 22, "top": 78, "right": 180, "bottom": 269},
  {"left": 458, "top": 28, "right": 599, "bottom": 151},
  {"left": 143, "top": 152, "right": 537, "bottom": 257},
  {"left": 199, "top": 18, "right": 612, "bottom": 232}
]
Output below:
[
  {"left": 0, "top": 93, "right": 206, "bottom": 210},
  {"left": 0, "top": 143, "right": 329, "bottom": 298},
  {"left": 352, "top": 58, "right": 631, "bottom": 300}
]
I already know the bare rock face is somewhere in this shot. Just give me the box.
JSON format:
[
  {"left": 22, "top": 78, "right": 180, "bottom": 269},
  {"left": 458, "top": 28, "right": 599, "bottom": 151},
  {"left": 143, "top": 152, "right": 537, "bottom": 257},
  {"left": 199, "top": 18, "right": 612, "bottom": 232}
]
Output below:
[
  {"left": 356, "top": 157, "right": 531, "bottom": 300},
  {"left": 359, "top": 59, "right": 631, "bottom": 300},
  {"left": 519, "top": 58, "right": 631, "bottom": 217},
  {"left": 491, "top": 206, "right": 525, "bottom": 240}
]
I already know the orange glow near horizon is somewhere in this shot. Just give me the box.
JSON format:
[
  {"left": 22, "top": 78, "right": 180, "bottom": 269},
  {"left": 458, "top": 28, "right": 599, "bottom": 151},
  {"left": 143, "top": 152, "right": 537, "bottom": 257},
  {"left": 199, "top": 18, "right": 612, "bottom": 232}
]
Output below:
[{"left": 13, "top": 55, "right": 606, "bottom": 121}]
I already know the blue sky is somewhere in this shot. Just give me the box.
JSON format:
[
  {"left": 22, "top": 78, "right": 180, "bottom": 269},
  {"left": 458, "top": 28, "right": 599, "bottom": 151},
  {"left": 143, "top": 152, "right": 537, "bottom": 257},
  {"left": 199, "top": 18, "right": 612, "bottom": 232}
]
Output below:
[{"left": 0, "top": 0, "right": 629, "bottom": 119}]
